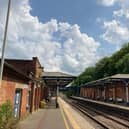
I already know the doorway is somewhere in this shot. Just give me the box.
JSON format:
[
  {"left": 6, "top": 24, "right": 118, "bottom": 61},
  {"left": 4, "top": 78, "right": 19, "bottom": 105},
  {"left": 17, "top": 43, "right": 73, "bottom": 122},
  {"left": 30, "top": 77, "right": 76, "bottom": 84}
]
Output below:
[{"left": 14, "top": 89, "right": 22, "bottom": 118}]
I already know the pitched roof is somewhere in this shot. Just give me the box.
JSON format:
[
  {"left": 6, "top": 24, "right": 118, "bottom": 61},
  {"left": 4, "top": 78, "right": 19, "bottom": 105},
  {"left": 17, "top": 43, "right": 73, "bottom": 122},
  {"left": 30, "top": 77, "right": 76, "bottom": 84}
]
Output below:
[
  {"left": 43, "top": 72, "right": 75, "bottom": 78},
  {"left": 4, "top": 61, "right": 30, "bottom": 80},
  {"left": 110, "top": 74, "right": 129, "bottom": 79},
  {"left": 81, "top": 74, "right": 129, "bottom": 87},
  {"left": 42, "top": 72, "right": 76, "bottom": 87}
]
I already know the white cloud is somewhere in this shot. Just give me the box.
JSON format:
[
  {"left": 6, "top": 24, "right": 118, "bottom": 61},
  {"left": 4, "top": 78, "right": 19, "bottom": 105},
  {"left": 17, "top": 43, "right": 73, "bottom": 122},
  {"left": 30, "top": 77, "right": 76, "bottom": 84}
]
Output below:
[
  {"left": 113, "top": 1, "right": 129, "bottom": 19},
  {"left": 0, "top": 0, "right": 100, "bottom": 75},
  {"left": 102, "top": 20, "right": 129, "bottom": 44},
  {"left": 99, "top": 0, "right": 129, "bottom": 45},
  {"left": 97, "top": 0, "right": 119, "bottom": 6},
  {"left": 114, "top": 9, "right": 129, "bottom": 19},
  {"left": 58, "top": 24, "right": 100, "bottom": 73}
]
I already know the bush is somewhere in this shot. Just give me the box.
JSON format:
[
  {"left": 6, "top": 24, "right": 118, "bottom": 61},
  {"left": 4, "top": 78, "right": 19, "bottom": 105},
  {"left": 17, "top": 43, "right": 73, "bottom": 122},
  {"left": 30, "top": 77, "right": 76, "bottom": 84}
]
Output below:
[{"left": 0, "top": 100, "right": 19, "bottom": 129}]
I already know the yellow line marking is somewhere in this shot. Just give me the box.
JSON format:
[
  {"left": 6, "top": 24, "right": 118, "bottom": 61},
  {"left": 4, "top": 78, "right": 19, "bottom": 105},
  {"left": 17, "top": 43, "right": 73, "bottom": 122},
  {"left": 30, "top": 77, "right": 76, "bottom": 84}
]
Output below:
[
  {"left": 59, "top": 98, "right": 81, "bottom": 129},
  {"left": 60, "top": 102, "right": 70, "bottom": 129}
]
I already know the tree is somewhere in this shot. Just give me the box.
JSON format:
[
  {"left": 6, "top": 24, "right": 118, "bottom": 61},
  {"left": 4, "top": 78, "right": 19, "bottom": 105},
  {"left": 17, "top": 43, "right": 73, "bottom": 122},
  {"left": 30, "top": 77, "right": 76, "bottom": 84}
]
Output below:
[
  {"left": 115, "top": 53, "right": 129, "bottom": 73},
  {"left": 94, "top": 57, "right": 110, "bottom": 79},
  {"left": 73, "top": 42, "right": 129, "bottom": 87}
]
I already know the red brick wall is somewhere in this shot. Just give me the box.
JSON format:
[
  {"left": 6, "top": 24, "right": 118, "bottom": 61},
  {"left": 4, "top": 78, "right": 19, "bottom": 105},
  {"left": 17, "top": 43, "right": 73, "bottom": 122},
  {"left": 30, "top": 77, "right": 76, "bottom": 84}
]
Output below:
[
  {"left": 20, "top": 88, "right": 28, "bottom": 117},
  {"left": 0, "top": 58, "right": 44, "bottom": 119},
  {"left": 105, "top": 87, "right": 109, "bottom": 99},
  {"left": 31, "top": 83, "right": 35, "bottom": 112},
  {"left": 80, "top": 87, "right": 84, "bottom": 97},
  {"left": 94, "top": 88, "right": 98, "bottom": 99},
  {"left": 6, "top": 57, "right": 43, "bottom": 78},
  {"left": 80, "top": 82, "right": 129, "bottom": 102},
  {"left": 84, "top": 88, "right": 87, "bottom": 97},
  {"left": 34, "top": 87, "right": 37, "bottom": 110},
  {"left": 115, "top": 83, "right": 126, "bottom": 101},
  {"left": 0, "top": 80, "right": 15, "bottom": 105},
  {"left": 80, "top": 87, "right": 95, "bottom": 98},
  {"left": 33, "top": 86, "right": 41, "bottom": 110},
  {"left": 107, "top": 87, "right": 113, "bottom": 99},
  {"left": 30, "top": 83, "right": 41, "bottom": 112},
  {"left": 90, "top": 87, "right": 94, "bottom": 98},
  {"left": 5, "top": 58, "right": 43, "bottom": 113},
  {"left": 0, "top": 79, "right": 29, "bottom": 118}
]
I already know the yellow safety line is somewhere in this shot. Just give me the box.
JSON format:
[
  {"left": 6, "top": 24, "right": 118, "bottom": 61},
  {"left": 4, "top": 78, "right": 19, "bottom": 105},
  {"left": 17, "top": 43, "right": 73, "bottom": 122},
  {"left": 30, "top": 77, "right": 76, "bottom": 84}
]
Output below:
[
  {"left": 60, "top": 102, "right": 70, "bottom": 129},
  {"left": 59, "top": 98, "right": 81, "bottom": 129}
]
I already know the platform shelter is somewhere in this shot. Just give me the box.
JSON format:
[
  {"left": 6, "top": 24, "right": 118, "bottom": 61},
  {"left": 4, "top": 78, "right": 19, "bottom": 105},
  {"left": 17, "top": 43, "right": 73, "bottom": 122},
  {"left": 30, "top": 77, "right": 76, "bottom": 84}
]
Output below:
[{"left": 42, "top": 72, "right": 76, "bottom": 107}]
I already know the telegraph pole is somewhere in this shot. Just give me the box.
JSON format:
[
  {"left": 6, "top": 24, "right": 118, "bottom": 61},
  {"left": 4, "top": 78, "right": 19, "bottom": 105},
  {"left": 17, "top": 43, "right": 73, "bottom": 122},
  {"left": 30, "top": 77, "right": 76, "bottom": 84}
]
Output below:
[{"left": 0, "top": 0, "right": 11, "bottom": 87}]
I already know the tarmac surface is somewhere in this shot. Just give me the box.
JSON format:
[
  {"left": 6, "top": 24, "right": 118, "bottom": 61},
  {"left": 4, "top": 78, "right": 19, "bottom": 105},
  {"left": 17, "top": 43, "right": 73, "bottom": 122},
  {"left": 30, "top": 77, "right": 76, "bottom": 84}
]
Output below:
[{"left": 19, "top": 97, "right": 94, "bottom": 129}]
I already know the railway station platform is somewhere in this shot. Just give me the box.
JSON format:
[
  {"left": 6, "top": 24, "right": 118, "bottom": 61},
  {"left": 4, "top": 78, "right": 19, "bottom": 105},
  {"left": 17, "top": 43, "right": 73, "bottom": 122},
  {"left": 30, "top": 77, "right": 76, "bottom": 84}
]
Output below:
[
  {"left": 71, "top": 96, "right": 129, "bottom": 111},
  {"left": 18, "top": 97, "right": 94, "bottom": 129}
]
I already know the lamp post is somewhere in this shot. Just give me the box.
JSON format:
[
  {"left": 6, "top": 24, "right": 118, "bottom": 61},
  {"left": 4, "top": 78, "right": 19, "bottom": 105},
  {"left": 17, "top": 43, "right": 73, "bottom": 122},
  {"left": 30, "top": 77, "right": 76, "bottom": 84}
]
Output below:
[{"left": 0, "top": 0, "right": 11, "bottom": 87}]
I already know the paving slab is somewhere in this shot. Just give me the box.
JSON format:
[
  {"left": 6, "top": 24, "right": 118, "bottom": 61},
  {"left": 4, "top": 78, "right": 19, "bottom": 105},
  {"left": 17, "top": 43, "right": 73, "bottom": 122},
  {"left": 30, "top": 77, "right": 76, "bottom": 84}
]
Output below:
[
  {"left": 19, "top": 97, "right": 94, "bottom": 129},
  {"left": 19, "top": 108, "right": 67, "bottom": 129},
  {"left": 19, "top": 97, "right": 69, "bottom": 129},
  {"left": 59, "top": 97, "right": 95, "bottom": 129}
]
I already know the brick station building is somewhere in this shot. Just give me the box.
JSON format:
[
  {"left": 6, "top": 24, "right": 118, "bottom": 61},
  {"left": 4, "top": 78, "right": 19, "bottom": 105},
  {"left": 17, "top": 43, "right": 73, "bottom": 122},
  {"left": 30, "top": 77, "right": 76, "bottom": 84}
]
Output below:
[
  {"left": 0, "top": 57, "right": 44, "bottom": 118},
  {"left": 80, "top": 74, "right": 129, "bottom": 104}
]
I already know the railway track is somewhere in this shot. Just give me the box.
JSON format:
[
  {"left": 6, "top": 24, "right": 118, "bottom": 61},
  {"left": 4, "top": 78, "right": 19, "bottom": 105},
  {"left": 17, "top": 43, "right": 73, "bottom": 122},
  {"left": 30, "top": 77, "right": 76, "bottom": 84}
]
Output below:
[{"left": 65, "top": 98, "right": 129, "bottom": 129}]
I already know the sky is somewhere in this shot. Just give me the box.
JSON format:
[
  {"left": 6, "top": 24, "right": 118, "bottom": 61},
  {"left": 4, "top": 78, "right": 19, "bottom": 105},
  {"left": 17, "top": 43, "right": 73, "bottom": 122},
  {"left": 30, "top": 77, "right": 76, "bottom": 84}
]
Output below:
[{"left": 0, "top": 0, "right": 129, "bottom": 75}]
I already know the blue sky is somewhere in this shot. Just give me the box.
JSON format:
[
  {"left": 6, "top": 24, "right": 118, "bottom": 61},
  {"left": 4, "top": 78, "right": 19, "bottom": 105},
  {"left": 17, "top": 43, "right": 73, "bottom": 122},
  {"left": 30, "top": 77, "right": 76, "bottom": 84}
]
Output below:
[
  {"left": 30, "top": 0, "right": 116, "bottom": 35},
  {"left": 29, "top": 0, "right": 121, "bottom": 56},
  {"left": 0, "top": 0, "right": 129, "bottom": 75}
]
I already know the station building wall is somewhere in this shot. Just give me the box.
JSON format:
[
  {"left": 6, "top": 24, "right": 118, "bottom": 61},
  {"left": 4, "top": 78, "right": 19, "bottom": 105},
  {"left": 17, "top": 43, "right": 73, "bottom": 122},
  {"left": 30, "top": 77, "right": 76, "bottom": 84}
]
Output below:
[
  {"left": 0, "top": 56, "right": 44, "bottom": 119},
  {"left": 80, "top": 82, "right": 129, "bottom": 103},
  {"left": 6, "top": 57, "right": 44, "bottom": 113},
  {"left": 0, "top": 76, "right": 29, "bottom": 118}
]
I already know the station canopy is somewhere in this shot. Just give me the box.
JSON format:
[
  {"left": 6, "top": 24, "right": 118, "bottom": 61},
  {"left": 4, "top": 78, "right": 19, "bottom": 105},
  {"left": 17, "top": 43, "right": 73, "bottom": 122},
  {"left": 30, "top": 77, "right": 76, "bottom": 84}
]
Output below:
[
  {"left": 81, "top": 74, "right": 129, "bottom": 87},
  {"left": 42, "top": 72, "right": 76, "bottom": 87}
]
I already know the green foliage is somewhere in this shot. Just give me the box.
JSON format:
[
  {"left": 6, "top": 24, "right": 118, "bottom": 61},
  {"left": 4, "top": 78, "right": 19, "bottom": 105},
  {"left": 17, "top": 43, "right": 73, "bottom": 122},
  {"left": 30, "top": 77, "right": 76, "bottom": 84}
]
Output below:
[
  {"left": 115, "top": 53, "right": 129, "bottom": 73},
  {"left": 73, "top": 42, "right": 129, "bottom": 86},
  {"left": 111, "top": 43, "right": 129, "bottom": 62},
  {"left": 0, "top": 100, "right": 19, "bottom": 129},
  {"left": 94, "top": 57, "right": 110, "bottom": 79},
  {"left": 66, "top": 91, "right": 74, "bottom": 97},
  {"left": 72, "top": 67, "right": 95, "bottom": 86}
]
